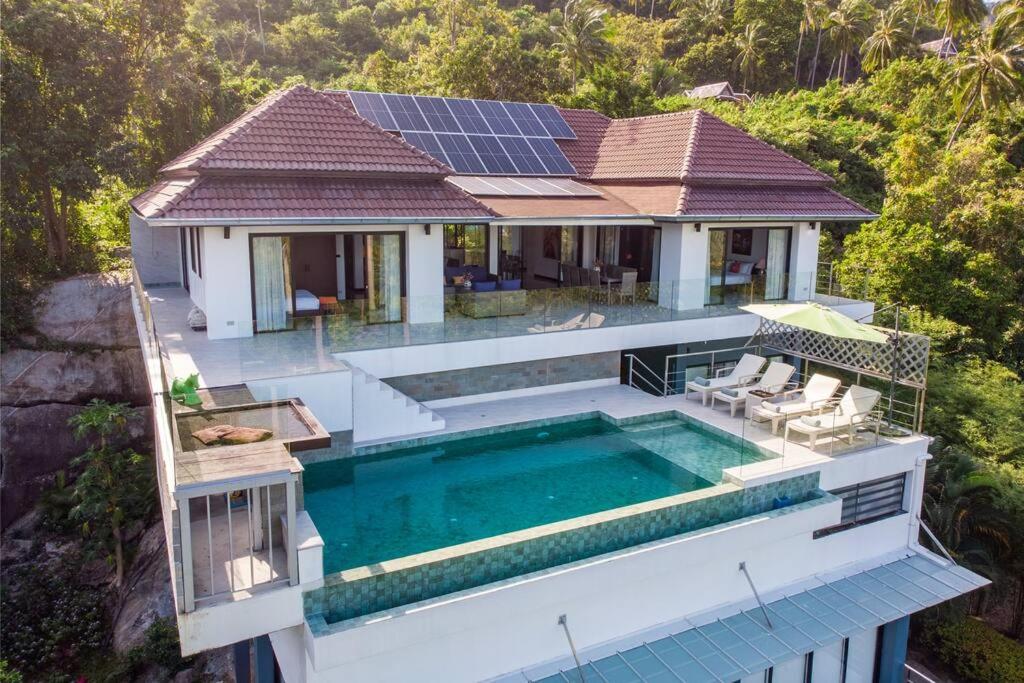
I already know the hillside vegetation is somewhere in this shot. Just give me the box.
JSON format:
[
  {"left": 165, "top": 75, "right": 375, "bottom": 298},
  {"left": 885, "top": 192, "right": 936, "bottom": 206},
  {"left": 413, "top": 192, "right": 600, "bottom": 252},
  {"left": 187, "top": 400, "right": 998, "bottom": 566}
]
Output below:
[{"left": 2, "top": 0, "right": 1023, "bottom": 680}]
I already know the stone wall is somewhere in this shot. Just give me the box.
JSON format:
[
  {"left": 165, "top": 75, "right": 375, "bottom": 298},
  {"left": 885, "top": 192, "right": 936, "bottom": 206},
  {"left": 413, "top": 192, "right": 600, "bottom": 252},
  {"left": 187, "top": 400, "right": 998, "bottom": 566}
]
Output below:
[
  {"left": 385, "top": 351, "right": 621, "bottom": 402},
  {"left": 1, "top": 272, "right": 151, "bottom": 526}
]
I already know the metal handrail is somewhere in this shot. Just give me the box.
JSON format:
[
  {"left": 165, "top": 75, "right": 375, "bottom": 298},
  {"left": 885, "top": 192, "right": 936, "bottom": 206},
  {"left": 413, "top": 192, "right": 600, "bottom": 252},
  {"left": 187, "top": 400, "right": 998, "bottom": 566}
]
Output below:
[
  {"left": 662, "top": 344, "right": 762, "bottom": 395},
  {"left": 625, "top": 354, "right": 667, "bottom": 396}
]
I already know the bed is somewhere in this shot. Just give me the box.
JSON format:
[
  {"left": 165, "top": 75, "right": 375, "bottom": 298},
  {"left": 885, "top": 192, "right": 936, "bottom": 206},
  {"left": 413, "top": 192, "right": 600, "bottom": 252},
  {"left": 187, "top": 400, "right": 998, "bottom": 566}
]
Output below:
[
  {"left": 711, "top": 260, "right": 755, "bottom": 286},
  {"left": 295, "top": 289, "right": 321, "bottom": 313}
]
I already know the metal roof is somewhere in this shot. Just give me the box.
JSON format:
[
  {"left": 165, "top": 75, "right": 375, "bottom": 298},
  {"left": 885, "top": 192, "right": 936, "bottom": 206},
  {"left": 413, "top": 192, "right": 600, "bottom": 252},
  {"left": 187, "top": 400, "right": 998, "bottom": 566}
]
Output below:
[{"left": 523, "top": 553, "right": 987, "bottom": 683}]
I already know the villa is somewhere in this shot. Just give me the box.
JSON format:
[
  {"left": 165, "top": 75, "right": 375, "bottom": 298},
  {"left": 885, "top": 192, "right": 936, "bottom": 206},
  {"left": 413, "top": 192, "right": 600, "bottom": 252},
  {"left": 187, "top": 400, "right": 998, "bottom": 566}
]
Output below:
[{"left": 129, "top": 85, "right": 985, "bottom": 682}]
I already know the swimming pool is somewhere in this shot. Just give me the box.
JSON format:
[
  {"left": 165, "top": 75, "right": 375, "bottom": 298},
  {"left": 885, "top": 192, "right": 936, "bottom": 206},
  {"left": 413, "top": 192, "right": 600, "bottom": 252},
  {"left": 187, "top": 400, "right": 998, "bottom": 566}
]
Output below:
[{"left": 303, "top": 415, "right": 758, "bottom": 575}]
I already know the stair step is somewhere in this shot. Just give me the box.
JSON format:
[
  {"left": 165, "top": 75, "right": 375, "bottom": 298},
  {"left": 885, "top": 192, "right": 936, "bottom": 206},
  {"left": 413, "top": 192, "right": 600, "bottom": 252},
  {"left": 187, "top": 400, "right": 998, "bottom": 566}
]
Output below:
[{"left": 620, "top": 419, "right": 682, "bottom": 433}]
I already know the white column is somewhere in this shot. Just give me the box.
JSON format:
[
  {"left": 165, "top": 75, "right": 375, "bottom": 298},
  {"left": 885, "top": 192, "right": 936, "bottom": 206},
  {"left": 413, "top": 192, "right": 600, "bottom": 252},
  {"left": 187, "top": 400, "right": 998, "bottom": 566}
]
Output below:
[
  {"left": 581, "top": 225, "right": 597, "bottom": 267},
  {"left": 488, "top": 224, "right": 499, "bottom": 274},
  {"left": 406, "top": 223, "right": 444, "bottom": 324},
  {"left": 788, "top": 221, "right": 820, "bottom": 301},
  {"left": 658, "top": 222, "right": 709, "bottom": 311},
  {"left": 202, "top": 226, "right": 252, "bottom": 339}
]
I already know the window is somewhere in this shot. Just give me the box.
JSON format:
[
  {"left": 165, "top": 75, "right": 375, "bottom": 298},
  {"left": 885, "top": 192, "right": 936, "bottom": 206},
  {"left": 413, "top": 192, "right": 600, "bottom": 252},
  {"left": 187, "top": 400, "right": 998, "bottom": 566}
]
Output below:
[
  {"left": 444, "top": 224, "right": 487, "bottom": 267},
  {"left": 189, "top": 227, "right": 202, "bottom": 278},
  {"left": 815, "top": 473, "right": 907, "bottom": 537}
]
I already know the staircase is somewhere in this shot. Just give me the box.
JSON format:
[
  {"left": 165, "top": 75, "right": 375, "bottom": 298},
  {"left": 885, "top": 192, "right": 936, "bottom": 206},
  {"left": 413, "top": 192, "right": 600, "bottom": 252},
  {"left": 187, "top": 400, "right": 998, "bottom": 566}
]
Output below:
[{"left": 344, "top": 363, "right": 445, "bottom": 444}]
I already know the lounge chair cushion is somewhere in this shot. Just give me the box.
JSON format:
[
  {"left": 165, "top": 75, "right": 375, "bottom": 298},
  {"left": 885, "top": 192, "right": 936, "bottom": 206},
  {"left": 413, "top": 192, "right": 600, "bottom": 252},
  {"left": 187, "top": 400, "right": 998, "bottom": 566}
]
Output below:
[
  {"left": 763, "top": 403, "right": 781, "bottom": 413},
  {"left": 721, "top": 388, "right": 739, "bottom": 397},
  {"left": 800, "top": 416, "right": 822, "bottom": 427},
  {"left": 693, "top": 377, "right": 710, "bottom": 386}
]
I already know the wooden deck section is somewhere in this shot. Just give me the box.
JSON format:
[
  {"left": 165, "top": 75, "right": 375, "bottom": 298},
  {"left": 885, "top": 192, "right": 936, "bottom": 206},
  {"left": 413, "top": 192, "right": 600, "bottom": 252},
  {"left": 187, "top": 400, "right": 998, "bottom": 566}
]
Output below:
[{"left": 176, "top": 440, "right": 303, "bottom": 490}]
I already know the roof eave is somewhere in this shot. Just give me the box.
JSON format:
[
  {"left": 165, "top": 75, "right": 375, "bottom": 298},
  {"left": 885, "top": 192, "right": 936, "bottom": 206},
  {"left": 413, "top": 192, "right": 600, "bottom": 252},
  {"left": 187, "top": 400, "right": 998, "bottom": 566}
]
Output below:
[
  {"left": 675, "top": 213, "right": 879, "bottom": 222},
  {"left": 142, "top": 215, "right": 497, "bottom": 227}
]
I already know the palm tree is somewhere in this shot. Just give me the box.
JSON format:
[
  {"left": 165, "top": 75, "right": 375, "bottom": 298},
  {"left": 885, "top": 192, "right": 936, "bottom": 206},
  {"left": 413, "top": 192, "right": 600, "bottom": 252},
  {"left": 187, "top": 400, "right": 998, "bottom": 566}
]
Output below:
[
  {"left": 733, "top": 21, "right": 767, "bottom": 91},
  {"left": 862, "top": 6, "right": 913, "bottom": 72},
  {"left": 828, "top": 0, "right": 869, "bottom": 83},
  {"left": 936, "top": 0, "right": 988, "bottom": 39},
  {"left": 670, "top": 0, "right": 731, "bottom": 38},
  {"left": 808, "top": 0, "right": 832, "bottom": 88},
  {"left": 923, "top": 451, "right": 1010, "bottom": 577},
  {"left": 902, "top": 0, "right": 934, "bottom": 39},
  {"left": 994, "top": 0, "right": 1024, "bottom": 38},
  {"left": 795, "top": 0, "right": 828, "bottom": 84},
  {"left": 551, "top": 0, "right": 612, "bottom": 94},
  {"left": 945, "top": 22, "right": 1024, "bottom": 148}
]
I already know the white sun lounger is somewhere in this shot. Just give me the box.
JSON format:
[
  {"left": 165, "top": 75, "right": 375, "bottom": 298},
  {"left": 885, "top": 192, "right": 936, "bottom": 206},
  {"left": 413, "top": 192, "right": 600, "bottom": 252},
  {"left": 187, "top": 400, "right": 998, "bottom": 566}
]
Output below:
[
  {"left": 784, "top": 385, "right": 882, "bottom": 451},
  {"left": 684, "top": 353, "right": 766, "bottom": 406},
  {"left": 749, "top": 374, "right": 842, "bottom": 433},
  {"left": 710, "top": 361, "right": 797, "bottom": 417}
]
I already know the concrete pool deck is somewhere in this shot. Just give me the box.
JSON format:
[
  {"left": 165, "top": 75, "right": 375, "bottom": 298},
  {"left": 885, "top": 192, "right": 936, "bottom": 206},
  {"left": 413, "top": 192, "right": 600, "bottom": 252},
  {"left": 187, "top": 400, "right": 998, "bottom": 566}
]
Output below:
[{"left": 429, "top": 384, "right": 924, "bottom": 486}]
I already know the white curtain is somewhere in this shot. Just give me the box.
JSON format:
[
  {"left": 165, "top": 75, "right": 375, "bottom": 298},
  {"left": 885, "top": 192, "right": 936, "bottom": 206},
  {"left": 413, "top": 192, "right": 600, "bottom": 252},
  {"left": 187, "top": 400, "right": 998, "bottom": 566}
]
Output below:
[
  {"left": 366, "top": 234, "right": 402, "bottom": 323},
  {"left": 597, "top": 226, "right": 619, "bottom": 264},
  {"left": 253, "top": 236, "right": 292, "bottom": 332},
  {"left": 765, "top": 229, "right": 788, "bottom": 300}
]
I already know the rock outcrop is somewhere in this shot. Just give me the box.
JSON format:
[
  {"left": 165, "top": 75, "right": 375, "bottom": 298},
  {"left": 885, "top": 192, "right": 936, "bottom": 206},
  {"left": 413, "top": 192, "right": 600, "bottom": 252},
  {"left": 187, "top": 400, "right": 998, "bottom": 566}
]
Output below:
[{"left": 1, "top": 271, "right": 152, "bottom": 526}]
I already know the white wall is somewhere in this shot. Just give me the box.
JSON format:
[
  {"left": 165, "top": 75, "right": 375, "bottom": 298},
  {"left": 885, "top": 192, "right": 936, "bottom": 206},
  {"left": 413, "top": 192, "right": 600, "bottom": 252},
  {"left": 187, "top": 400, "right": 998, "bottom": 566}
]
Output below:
[
  {"left": 789, "top": 221, "right": 821, "bottom": 300},
  {"left": 247, "top": 369, "right": 352, "bottom": 433},
  {"left": 407, "top": 224, "right": 444, "bottom": 324},
  {"left": 130, "top": 214, "right": 182, "bottom": 286},
  {"left": 658, "top": 222, "right": 710, "bottom": 310}
]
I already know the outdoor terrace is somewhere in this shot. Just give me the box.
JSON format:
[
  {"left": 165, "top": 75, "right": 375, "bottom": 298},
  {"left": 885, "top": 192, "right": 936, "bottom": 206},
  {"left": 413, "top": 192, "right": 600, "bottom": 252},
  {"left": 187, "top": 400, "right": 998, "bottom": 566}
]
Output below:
[{"left": 147, "top": 277, "right": 869, "bottom": 386}]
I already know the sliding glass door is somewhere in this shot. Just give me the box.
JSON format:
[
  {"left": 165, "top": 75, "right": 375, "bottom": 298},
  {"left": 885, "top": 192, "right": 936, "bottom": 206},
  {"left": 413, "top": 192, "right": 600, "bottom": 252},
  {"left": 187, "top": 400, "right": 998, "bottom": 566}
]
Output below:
[
  {"left": 706, "top": 228, "right": 728, "bottom": 305},
  {"left": 705, "top": 227, "right": 791, "bottom": 306},
  {"left": 365, "top": 234, "right": 402, "bottom": 323},
  {"left": 252, "top": 236, "right": 293, "bottom": 332}
]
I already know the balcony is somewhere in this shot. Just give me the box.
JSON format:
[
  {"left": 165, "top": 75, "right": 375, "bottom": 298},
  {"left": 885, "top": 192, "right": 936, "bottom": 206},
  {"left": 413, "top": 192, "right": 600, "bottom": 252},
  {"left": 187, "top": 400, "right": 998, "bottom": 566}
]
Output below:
[{"left": 145, "top": 270, "right": 869, "bottom": 387}]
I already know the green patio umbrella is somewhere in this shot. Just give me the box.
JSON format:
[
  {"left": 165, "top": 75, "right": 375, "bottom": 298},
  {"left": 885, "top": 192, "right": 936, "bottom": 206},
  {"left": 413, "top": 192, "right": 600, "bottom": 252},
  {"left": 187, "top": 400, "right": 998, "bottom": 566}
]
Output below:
[{"left": 740, "top": 302, "right": 889, "bottom": 343}]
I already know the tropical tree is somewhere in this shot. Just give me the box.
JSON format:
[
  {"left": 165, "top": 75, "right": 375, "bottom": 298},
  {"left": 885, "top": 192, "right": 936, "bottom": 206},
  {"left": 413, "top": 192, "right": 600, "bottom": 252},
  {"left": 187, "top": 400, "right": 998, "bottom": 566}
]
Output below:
[
  {"left": 733, "top": 21, "right": 767, "bottom": 90},
  {"left": 828, "top": 0, "right": 869, "bottom": 83},
  {"left": 994, "top": 0, "right": 1024, "bottom": 39},
  {"left": 862, "top": 6, "right": 913, "bottom": 72},
  {"left": 936, "top": 0, "right": 987, "bottom": 39},
  {"left": 68, "top": 400, "right": 154, "bottom": 586},
  {"left": 902, "top": 0, "right": 935, "bottom": 39},
  {"left": 923, "top": 450, "right": 1011, "bottom": 578},
  {"left": 795, "top": 0, "right": 829, "bottom": 85},
  {"left": 945, "top": 23, "right": 1024, "bottom": 148},
  {"left": 808, "top": 0, "right": 831, "bottom": 88},
  {"left": 551, "top": 0, "right": 612, "bottom": 94}
]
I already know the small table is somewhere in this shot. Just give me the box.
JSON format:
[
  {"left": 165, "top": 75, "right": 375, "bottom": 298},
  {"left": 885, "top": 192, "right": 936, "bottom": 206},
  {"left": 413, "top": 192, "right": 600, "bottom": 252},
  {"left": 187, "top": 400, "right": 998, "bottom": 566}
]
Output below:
[
  {"left": 318, "top": 296, "right": 339, "bottom": 315},
  {"left": 745, "top": 389, "right": 780, "bottom": 419}
]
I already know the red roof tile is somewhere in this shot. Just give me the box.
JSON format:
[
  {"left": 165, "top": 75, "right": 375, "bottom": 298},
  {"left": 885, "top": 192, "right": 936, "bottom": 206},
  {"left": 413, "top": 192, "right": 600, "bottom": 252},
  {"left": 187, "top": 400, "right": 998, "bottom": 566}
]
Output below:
[
  {"left": 586, "top": 111, "right": 698, "bottom": 181},
  {"left": 159, "top": 85, "right": 448, "bottom": 177},
  {"left": 131, "top": 176, "right": 492, "bottom": 220},
  {"left": 677, "top": 185, "right": 873, "bottom": 217},
  {"left": 556, "top": 108, "right": 611, "bottom": 178}
]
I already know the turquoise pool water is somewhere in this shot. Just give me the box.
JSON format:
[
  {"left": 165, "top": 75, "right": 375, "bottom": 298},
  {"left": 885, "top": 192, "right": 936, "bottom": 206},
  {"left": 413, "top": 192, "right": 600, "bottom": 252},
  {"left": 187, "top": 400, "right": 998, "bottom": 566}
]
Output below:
[{"left": 303, "top": 417, "right": 751, "bottom": 574}]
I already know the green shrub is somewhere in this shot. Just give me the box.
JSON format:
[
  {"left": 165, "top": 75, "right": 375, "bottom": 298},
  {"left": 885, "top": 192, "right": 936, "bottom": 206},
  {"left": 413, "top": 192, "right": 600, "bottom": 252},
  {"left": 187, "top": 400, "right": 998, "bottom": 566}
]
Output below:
[
  {"left": 0, "top": 554, "right": 106, "bottom": 677},
  {"left": 921, "top": 616, "right": 1024, "bottom": 683}
]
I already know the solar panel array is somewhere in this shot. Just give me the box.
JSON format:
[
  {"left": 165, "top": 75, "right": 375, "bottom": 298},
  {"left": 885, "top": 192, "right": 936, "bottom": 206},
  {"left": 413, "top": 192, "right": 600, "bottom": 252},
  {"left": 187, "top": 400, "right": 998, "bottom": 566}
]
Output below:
[{"left": 346, "top": 91, "right": 578, "bottom": 176}]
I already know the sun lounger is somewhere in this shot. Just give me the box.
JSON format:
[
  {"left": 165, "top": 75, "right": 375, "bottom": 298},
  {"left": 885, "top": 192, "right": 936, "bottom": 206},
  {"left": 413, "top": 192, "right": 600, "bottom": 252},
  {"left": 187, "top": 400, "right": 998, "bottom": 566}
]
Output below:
[
  {"left": 749, "top": 374, "right": 842, "bottom": 433},
  {"left": 784, "top": 385, "right": 882, "bottom": 451},
  {"left": 710, "top": 361, "right": 797, "bottom": 417},
  {"left": 684, "top": 353, "right": 766, "bottom": 406}
]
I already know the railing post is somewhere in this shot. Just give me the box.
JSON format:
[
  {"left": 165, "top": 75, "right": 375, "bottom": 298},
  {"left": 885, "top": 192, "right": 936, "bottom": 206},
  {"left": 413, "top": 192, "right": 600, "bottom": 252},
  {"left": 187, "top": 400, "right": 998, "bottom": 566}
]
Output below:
[
  {"left": 627, "top": 354, "right": 634, "bottom": 389},
  {"left": 179, "top": 499, "right": 195, "bottom": 612},
  {"left": 286, "top": 477, "right": 298, "bottom": 586},
  {"left": 663, "top": 355, "right": 670, "bottom": 396}
]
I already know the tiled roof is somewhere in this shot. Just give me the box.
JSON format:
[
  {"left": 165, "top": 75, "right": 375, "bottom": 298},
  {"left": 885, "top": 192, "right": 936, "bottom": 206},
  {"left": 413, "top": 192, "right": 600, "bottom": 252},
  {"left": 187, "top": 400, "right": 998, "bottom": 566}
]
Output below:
[
  {"left": 131, "top": 176, "right": 491, "bottom": 220},
  {"left": 159, "top": 85, "right": 448, "bottom": 177},
  {"left": 571, "top": 109, "right": 832, "bottom": 184},
  {"left": 677, "top": 185, "right": 873, "bottom": 217},
  {"left": 556, "top": 108, "right": 612, "bottom": 178}
]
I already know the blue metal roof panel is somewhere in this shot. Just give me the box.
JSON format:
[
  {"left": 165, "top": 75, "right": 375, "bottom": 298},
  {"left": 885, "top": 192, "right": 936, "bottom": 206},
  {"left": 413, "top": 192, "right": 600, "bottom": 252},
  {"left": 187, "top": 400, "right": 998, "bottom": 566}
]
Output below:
[{"left": 525, "top": 553, "right": 987, "bottom": 683}]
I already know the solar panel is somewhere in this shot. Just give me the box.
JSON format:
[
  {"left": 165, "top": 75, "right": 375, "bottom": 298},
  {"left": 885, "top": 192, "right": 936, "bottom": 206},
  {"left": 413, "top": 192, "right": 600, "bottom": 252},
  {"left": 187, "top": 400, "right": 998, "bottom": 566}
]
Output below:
[
  {"left": 502, "top": 102, "right": 549, "bottom": 137},
  {"left": 474, "top": 99, "right": 521, "bottom": 136},
  {"left": 528, "top": 138, "right": 577, "bottom": 175},
  {"left": 445, "top": 98, "right": 491, "bottom": 135},
  {"left": 413, "top": 96, "right": 461, "bottom": 133},
  {"left": 382, "top": 93, "right": 428, "bottom": 131},
  {"left": 467, "top": 135, "right": 519, "bottom": 174},
  {"left": 498, "top": 137, "right": 548, "bottom": 175},
  {"left": 446, "top": 176, "right": 601, "bottom": 196},
  {"left": 347, "top": 91, "right": 398, "bottom": 131},
  {"left": 436, "top": 133, "right": 487, "bottom": 174},
  {"left": 530, "top": 103, "right": 577, "bottom": 139},
  {"left": 401, "top": 132, "right": 450, "bottom": 167}
]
